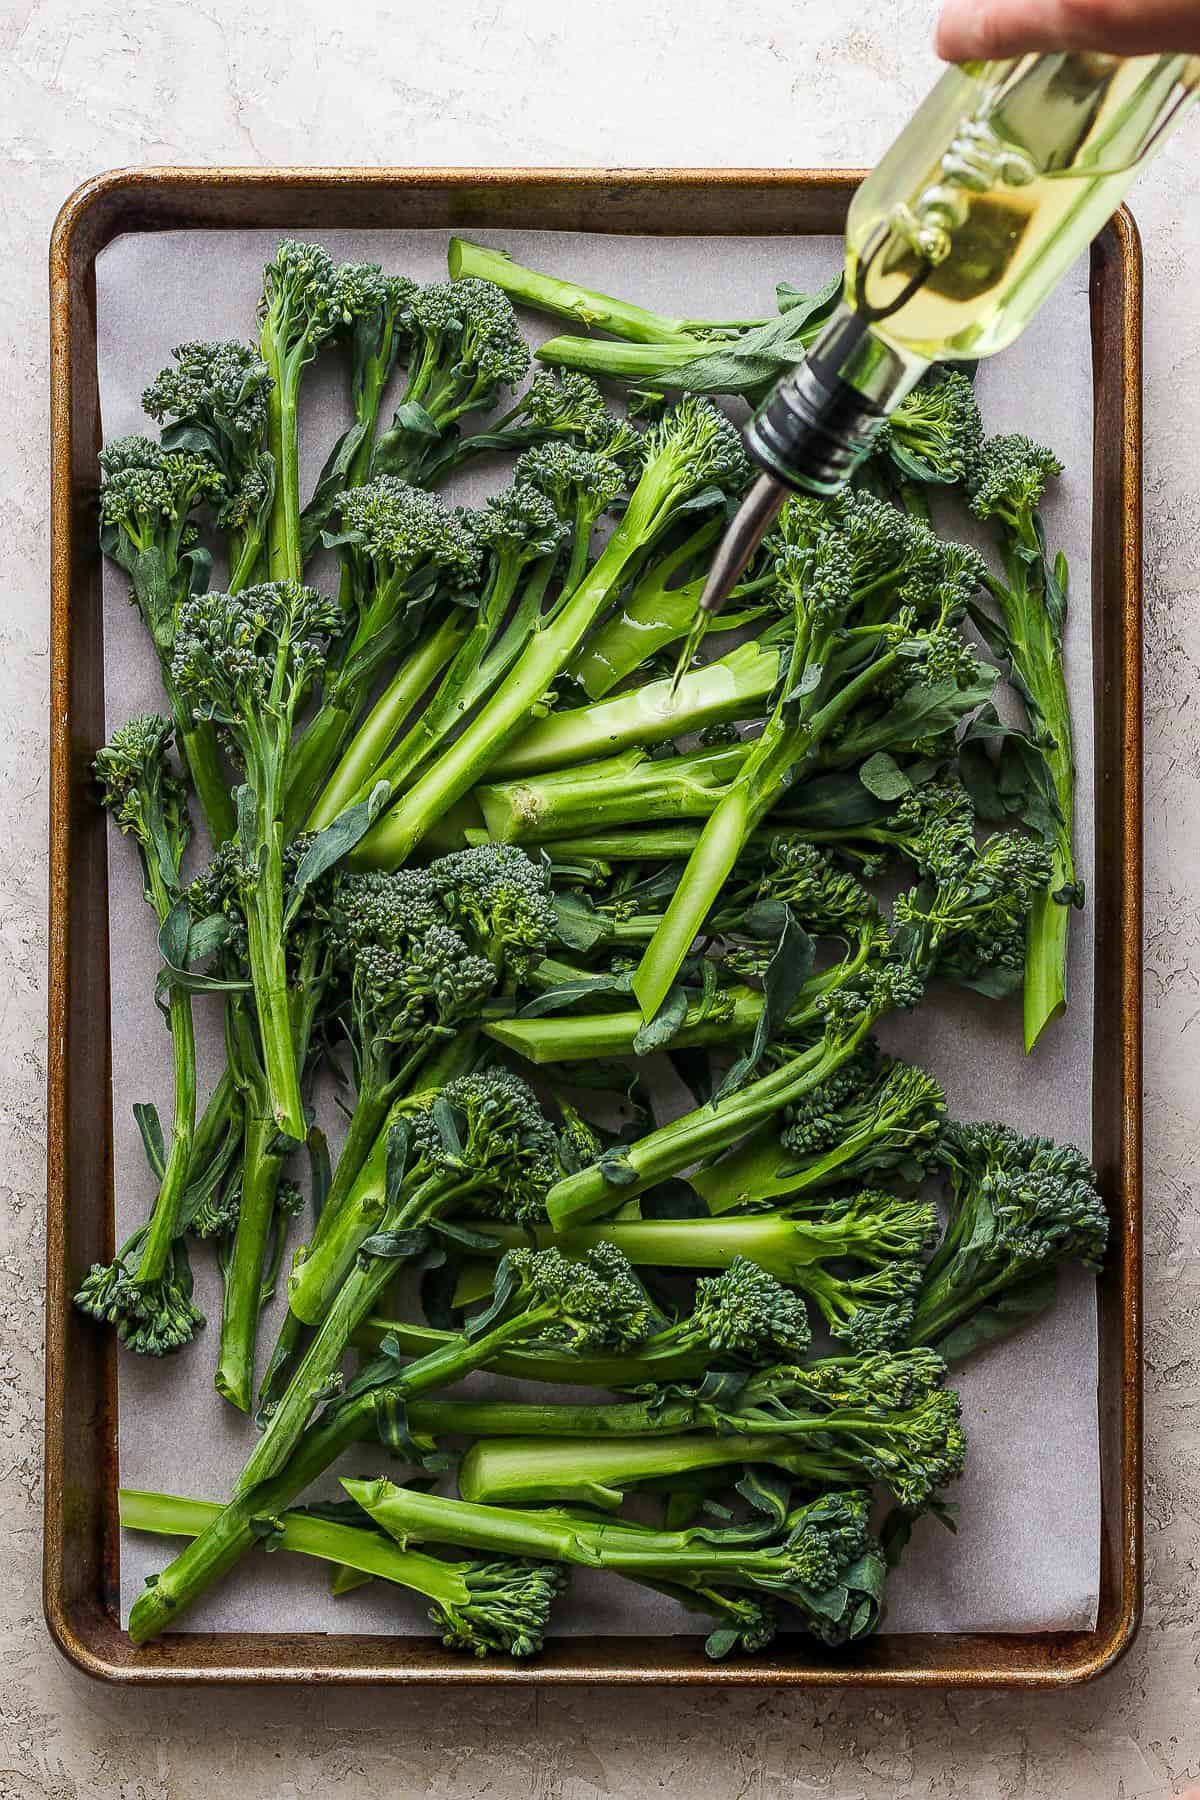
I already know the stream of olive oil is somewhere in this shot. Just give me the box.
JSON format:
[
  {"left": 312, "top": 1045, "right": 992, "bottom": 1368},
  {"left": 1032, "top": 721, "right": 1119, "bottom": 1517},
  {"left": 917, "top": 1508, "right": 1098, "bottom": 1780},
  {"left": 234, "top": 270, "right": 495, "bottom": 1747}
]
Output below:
[{"left": 667, "top": 611, "right": 712, "bottom": 701}]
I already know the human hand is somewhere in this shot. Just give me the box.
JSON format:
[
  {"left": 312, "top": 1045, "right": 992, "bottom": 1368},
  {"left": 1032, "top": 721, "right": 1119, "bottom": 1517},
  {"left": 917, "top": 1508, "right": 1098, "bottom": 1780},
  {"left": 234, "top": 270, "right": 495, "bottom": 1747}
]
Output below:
[{"left": 937, "top": 0, "right": 1200, "bottom": 59}]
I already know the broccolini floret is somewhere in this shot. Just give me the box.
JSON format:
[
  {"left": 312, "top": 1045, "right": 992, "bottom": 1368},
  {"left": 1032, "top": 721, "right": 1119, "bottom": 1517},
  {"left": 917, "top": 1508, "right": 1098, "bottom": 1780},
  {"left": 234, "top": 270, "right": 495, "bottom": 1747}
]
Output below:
[
  {"left": 371, "top": 277, "right": 531, "bottom": 484},
  {"left": 75, "top": 717, "right": 202, "bottom": 1354},
  {"left": 910, "top": 1121, "right": 1106, "bottom": 1355},
  {"left": 258, "top": 240, "right": 387, "bottom": 582},
  {"left": 172, "top": 577, "right": 340, "bottom": 1142},
  {"left": 875, "top": 369, "right": 983, "bottom": 488},
  {"left": 142, "top": 339, "right": 276, "bottom": 591},
  {"left": 98, "top": 436, "right": 235, "bottom": 839},
  {"left": 968, "top": 432, "right": 1079, "bottom": 1050}
]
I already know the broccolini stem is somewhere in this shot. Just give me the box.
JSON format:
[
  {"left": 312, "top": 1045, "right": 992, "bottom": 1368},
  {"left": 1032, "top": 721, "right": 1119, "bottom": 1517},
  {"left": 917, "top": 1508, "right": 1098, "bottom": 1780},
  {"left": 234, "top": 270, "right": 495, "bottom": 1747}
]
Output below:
[
  {"left": 127, "top": 1385, "right": 389, "bottom": 1641},
  {"left": 564, "top": 517, "right": 726, "bottom": 699},
  {"left": 237, "top": 1230, "right": 402, "bottom": 1490},
  {"left": 631, "top": 782, "right": 756, "bottom": 1019},
  {"left": 352, "top": 1316, "right": 714, "bottom": 1390},
  {"left": 537, "top": 336, "right": 743, "bottom": 379},
  {"left": 488, "top": 637, "right": 781, "bottom": 782},
  {"left": 179, "top": 1065, "right": 241, "bottom": 1227},
  {"left": 446, "top": 238, "right": 759, "bottom": 344},
  {"left": 347, "top": 1480, "right": 810, "bottom": 1589},
  {"left": 262, "top": 340, "right": 304, "bottom": 582},
  {"left": 308, "top": 612, "right": 471, "bottom": 829},
  {"left": 407, "top": 1396, "right": 704, "bottom": 1439},
  {"left": 285, "top": 1116, "right": 429, "bottom": 1329},
  {"left": 547, "top": 1026, "right": 869, "bottom": 1230},
  {"left": 256, "top": 1306, "right": 307, "bottom": 1424},
  {"left": 119, "top": 1487, "right": 497, "bottom": 1614},
  {"left": 215, "top": 1113, "right": 284, "bottom": 1412},
  {"left": 632, "top": 649, "right": 900, "bottom": 1020},
  {"left": 243, "top": 813, "right": 306, "bottom": 1141},
  {"left": 157, "top": 662, "right": 234, "bottom": 844},
  {"left": 456, "top": 1430, "right": 819, "bottom": 1508},
  {"left": 1024, "top": 880, "right": 1072, "bottom": 1050},
  {"left": 478, "top": 744, "right": 746, "bottom": 847},
  {"left": 131, "top": 983, "right": 197, "bottom": 1288},
  {"left": 282, "top": 699, "right": 359, "bottom": 837},
  {"left": 354, "top": 506, "right": 677, "bottom": 869},
  {"left": 228, "top": 521, "right": 266, "bottom": 595},
  {"left": 286, "top": 999, "right": 480, "bottom": 1324},
  {"left": 484, "top": 988, "right": 765, "bottom": 1066}
]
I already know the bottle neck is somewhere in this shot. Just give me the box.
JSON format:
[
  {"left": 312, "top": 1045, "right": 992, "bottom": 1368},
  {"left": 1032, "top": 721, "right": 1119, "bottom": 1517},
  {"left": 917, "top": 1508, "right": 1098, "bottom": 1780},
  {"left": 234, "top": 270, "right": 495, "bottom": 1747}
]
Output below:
[{"left": 744, "top": 304, "right": 927, "bottom": 496}]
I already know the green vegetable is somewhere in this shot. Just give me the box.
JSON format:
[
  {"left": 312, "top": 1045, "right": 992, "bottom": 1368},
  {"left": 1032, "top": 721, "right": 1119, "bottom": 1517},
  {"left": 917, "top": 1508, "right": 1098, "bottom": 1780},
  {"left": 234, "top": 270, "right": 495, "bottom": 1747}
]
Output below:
[
  {"left": 968, "top": 434, "right": 1079, "bottom": 1051},
  {"left": 911, "top": 1121, "right": 1107, "bottom": 1357},
  {"left": 172, "top": 579, "right": 340, "bottom": 1140},
  {"left": 127, "top": 1239, "right": 649, "bottom": 1641},
  {"left": 257, "top": 240, "right": 385, "bottom": 583},
  {"left": 632, "top": 491, "right": 993, "bottom": 1020},
  {"left": 97, "top": 437, "right": 234, "bottom": 841},
  {"left": 347, "top": 1477, "right": 886, "bottom": 1655},
  {"left": 120, "top": 1486, "right": 566, "bottom": 1659},
  {"left": 74, "top": 717, "right": 202, "bottom": 1353},
  {"left": 452, "top": 1349, "right": 964, "bottom": 1511},
  {"left": 105, "top": 236, "right": 1098, "bottom": 1665},
  {"left": 354, "top": 398, "right": 748, "bottom": 868}
]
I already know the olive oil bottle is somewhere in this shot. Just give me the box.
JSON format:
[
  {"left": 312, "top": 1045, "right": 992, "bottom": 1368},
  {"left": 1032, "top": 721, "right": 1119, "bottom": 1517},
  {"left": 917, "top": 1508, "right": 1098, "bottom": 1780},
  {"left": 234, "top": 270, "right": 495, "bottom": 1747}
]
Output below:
[{"left": 680, "top": 51, "right": 1198, "bottom": 666}]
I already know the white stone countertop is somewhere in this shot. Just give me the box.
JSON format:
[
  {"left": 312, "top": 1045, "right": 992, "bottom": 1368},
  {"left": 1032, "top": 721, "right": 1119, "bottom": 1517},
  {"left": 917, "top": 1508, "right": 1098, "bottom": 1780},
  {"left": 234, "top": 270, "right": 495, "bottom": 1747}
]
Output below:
[{"left": 4, "top": 2, "right": 1199, "bottom": 1793}]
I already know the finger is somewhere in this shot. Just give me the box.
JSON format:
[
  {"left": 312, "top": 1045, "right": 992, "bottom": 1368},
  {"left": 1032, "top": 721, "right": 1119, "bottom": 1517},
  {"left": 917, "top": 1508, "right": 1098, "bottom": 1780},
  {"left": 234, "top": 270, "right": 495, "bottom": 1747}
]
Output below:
[{"left": 937, "top": 0, "right": 1200, "bottom": 60}]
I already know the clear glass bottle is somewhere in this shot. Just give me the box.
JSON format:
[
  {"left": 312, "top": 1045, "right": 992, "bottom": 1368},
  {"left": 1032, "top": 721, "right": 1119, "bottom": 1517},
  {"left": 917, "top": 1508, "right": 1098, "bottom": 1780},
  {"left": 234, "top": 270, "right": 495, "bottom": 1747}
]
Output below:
[{"left": 747, "top": 53, "right": 1199, "bottom": 493}]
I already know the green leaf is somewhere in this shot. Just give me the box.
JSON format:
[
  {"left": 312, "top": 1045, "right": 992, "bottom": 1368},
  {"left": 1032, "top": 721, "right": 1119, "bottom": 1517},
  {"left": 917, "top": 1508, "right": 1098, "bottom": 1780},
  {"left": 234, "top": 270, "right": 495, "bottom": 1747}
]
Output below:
[
  {"left": 551, "top": 893, "right": 609, "bottom": 953},
  {"left": 431, "top": 1219, "right": 500, "bottom": 1252},
  {"left": 184, "top": 912, "right": 234, "bottom": 964},
  {"left": 713, "top": 907, "right": 812, "bottom": 1102},
  {"left": 157, "top": 899, "right": 191, "bottom": 973},
  {"left": 935, "top": 1268, "right": 1059, "bottom": 1361},
  {"left": 133, "top": 1102, "right": 166, "bottom": 1180},
  {"left": 657, "top": 276, "right": 842, "bottom": 397},
  {"left": 704, "top": 1628, "right": 741, "bottom": 1660},
  {"left": 431, "top": 1096, "right": 464, "bottom": 1160},
  {"left": 384, "top": 1119, "right": 412, "bottom": 1207},
  {"left": 299, "top": 419, "right": 370, "bottom": 560},
  {"left": 959, "top": 706, "right": 1061, "bottom": 841},
  {"left": 155, "top": 906, "right": 246, "bottom": 1000},
  {"left": 249, "top": 1514, "right": 285, "bottom": 1553},
  {"left": 180, "top": 546, "right": 213, "bottom": 599},
  {"left": 786, "top": 661, "right": 823, "bottom": 703},
  {"left": 633, "top": 985, "right": 691, "bottom": 1055},
  {"left": 284, "top": 782, "right": 392, "bottom": 926},
  {"left": 599, "top": 1149, "right": 638, "bottom": 1187},
  {"left": 159, "top": 421, "right": 221, "bottom": 461},
  {"left": 516, "top": 969, "right": 633, "bottom": 1016},
  {"left": 391, "top": 400, "right": 441, "bottom": 440},
  {"left": 859, "top": 751, "right": 912, "bottom": 803},
  {"left": 735, "top": 1467, "right": 792, "bottom": 1525},
  {"left": 464, "top": 1252, "right": 520, "bottom": 1340},
  {"left": 359, "top": 1227, "right": 431, "bottom": 1261}
]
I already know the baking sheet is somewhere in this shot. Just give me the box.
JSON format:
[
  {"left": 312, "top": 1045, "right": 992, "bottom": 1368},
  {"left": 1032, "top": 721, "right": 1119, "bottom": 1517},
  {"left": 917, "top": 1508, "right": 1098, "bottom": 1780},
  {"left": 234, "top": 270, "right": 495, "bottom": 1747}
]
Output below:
[{"left": 96, "top": 226, "right": 1097, "bottom": 1638}]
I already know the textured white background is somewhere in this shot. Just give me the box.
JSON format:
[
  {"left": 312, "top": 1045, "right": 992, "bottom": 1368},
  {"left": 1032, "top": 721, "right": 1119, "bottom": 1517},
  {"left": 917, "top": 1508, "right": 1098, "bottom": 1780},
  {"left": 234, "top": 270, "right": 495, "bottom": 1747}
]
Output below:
[{"left": 6, "top": 0, "right": 1200, "bottom": 1793}]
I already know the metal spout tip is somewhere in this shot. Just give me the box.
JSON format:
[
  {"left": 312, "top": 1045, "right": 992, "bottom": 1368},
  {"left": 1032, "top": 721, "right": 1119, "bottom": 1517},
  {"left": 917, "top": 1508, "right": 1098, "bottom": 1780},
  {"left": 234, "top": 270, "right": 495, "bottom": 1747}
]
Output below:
[{"left": 698, "top": 473, "right": 788, "bottom": 617}]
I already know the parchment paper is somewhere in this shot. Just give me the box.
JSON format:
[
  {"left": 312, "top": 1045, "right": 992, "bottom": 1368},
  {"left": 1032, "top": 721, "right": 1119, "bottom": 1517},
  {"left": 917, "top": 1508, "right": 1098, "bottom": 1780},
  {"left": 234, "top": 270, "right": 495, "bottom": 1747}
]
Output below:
[{"left": 96, "top": 226, "right": 1097, "bottom": 1638}]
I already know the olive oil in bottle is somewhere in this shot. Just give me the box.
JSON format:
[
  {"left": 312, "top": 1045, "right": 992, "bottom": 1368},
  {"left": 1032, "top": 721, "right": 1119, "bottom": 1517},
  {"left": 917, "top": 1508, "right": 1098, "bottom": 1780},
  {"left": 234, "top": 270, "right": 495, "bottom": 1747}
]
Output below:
[{"left": 688, "top": 52, "right": 1198, "bottom": 634}]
